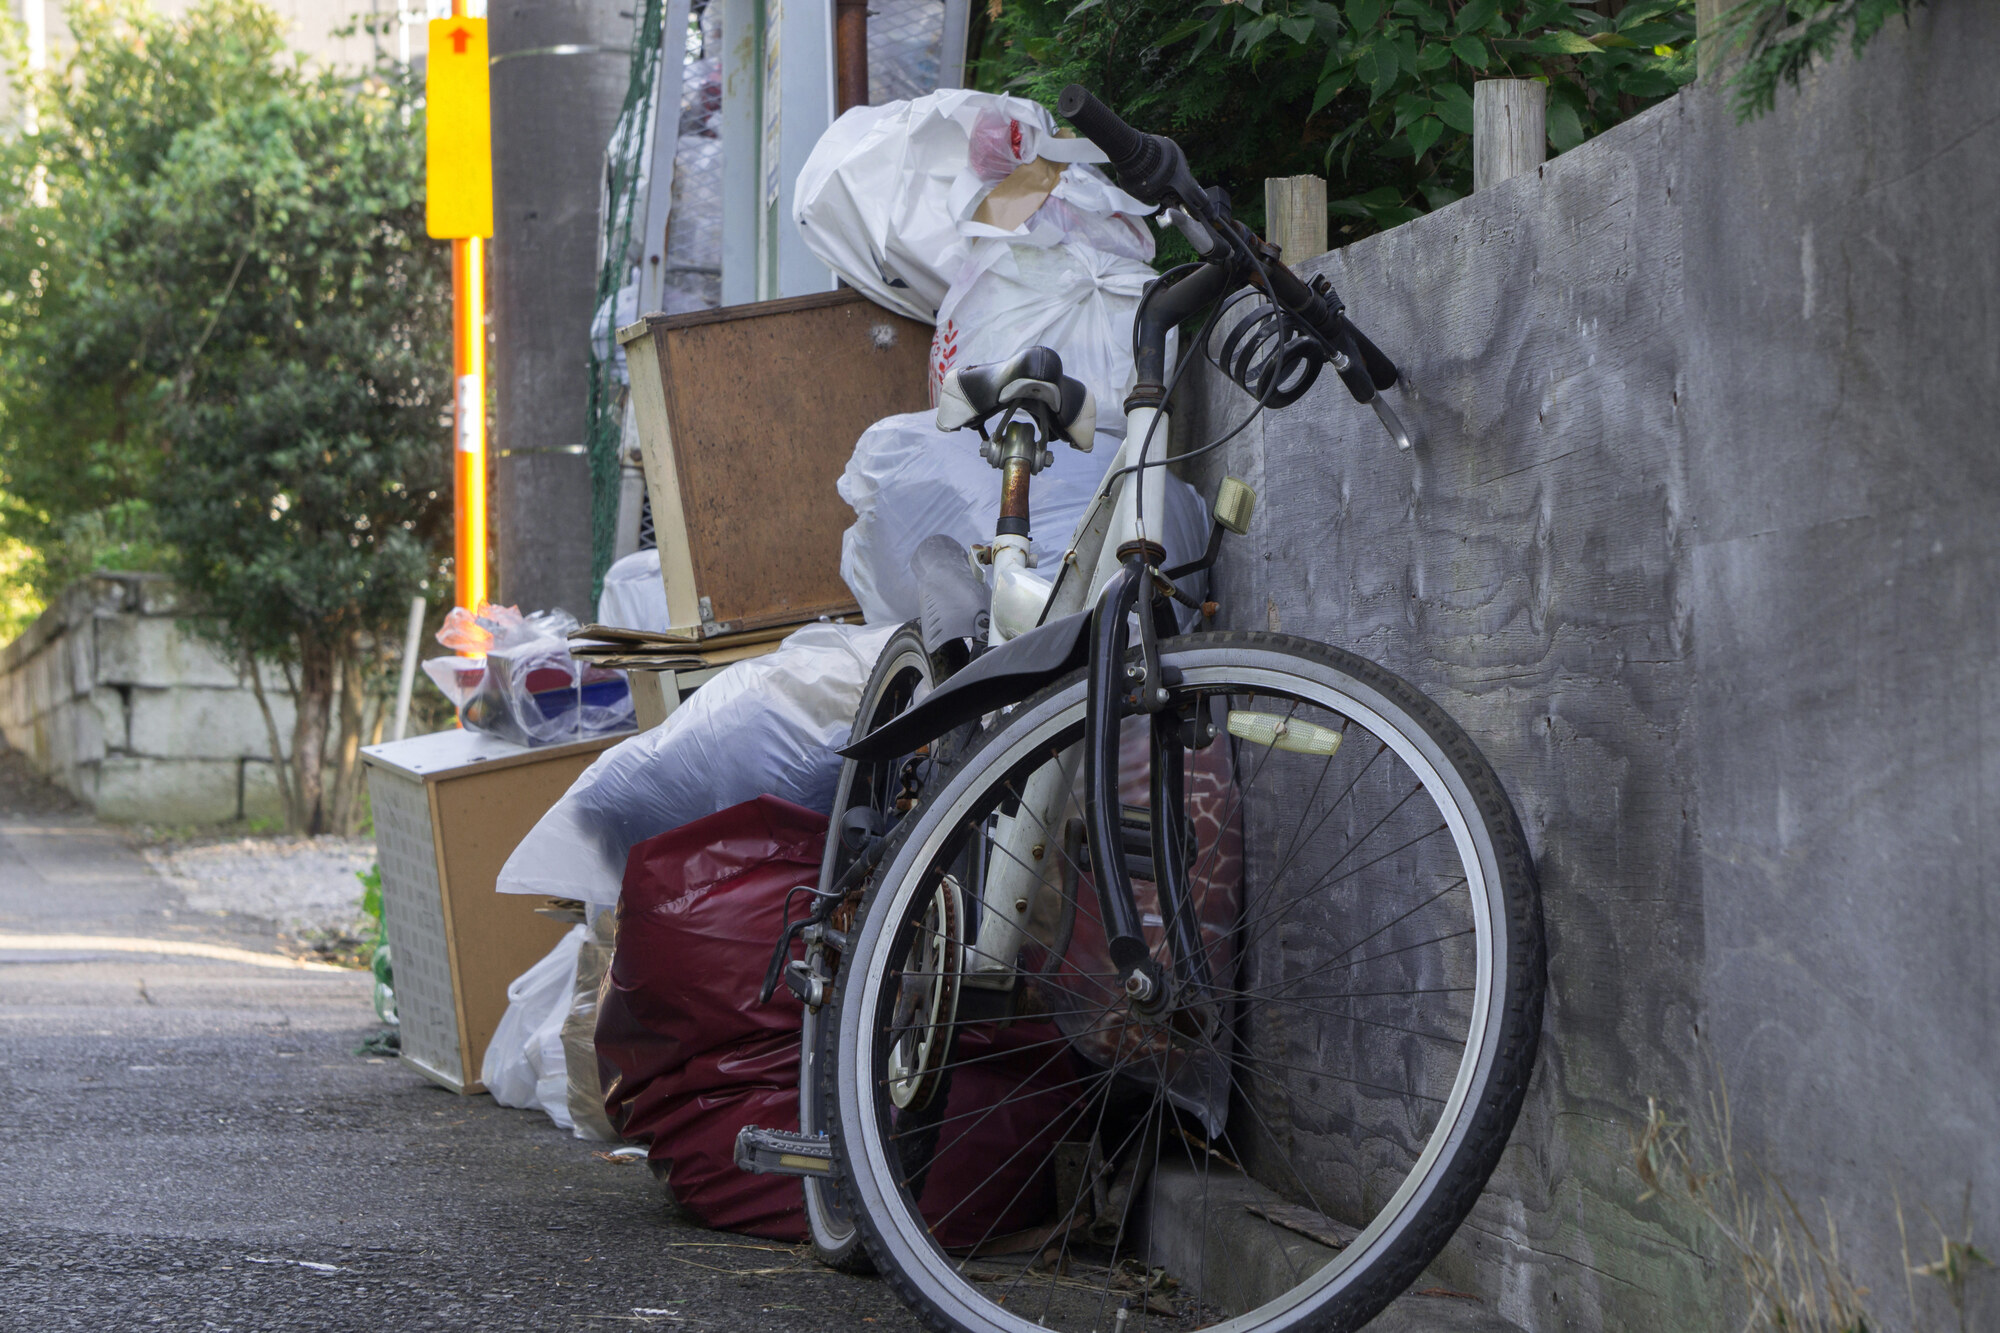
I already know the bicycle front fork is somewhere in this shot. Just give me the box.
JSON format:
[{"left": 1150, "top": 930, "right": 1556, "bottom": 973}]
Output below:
[{"left": 963, "top": 552, "right": 1211, "bottom": 1007}]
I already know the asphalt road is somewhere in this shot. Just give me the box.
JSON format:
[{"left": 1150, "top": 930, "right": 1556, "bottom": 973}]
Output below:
[{"left": 0, "top": 753, "right": 923, "bottom": 1333}]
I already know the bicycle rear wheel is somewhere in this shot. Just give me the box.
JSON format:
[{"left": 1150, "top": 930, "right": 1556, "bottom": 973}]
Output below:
[
  {"left": 803, "top": 622, "right": 950, "bottom": 1272},
  {"left": 829, "top": 631, "right": 1544, "bottom": 1333}
]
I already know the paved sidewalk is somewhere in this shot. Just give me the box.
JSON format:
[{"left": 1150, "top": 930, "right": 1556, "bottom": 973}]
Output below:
[
  {"left": 0, "top": 752, "right": 1520, "bottom": 1333},
  {"left": 0, "top": 755, "right": 922, "bottom": 1333}
]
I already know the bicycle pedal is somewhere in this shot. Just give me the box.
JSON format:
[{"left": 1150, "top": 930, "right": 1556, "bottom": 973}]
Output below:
[{"left": 734, "top": 1126, "right": 835, "bottom": 1178}]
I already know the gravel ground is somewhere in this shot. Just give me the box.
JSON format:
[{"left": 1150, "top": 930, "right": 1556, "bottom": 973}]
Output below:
[{"left": 141, "top": 836, "right": 377, "bottom": 942}]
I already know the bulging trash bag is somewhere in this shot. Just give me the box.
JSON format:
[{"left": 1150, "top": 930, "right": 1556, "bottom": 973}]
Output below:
[
  {"left": 838, "top": 411, "right": 1212, "bottom": 628},
  {"left": 494, "top": 621, "right": 899, "bottom": 908},
  {"left": 597, "top": 796, "right": 1082, "bottom": 1245},
  {"left": 484, "top": 924, "right": 587, "bottom": 1129},
  {"left": 595, "top": 548, "right": 670, "bottom": 633},
  {"left": 595, "top": 796, "right": 827, "bottom": 1239},
  {"left": 793, "top": 88, "right": 1152, "bottom": 325},
  {"left": 931, "top": 238, "right": 1164, "bottom": 435}
]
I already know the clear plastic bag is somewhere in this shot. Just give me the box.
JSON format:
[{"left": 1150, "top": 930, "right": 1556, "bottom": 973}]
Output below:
[
  {"left": 421, "top": 603, "right": 634, "bottom": 747},
  {"left": 562, "top": 905, "right": 620, "bottom": 1142}
]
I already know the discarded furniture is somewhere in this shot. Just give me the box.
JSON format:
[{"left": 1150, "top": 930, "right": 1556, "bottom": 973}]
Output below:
[
  {"left": 361, "top": 727, "right": 631, "bottom": 1093},
  {"left": 618, "top": 289, "right": 932, "bottom": 639}
]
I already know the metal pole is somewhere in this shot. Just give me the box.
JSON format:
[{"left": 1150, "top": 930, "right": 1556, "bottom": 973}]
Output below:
[
  {"left": 450, "top": 0, "right": 488, "bottom": 621},
  {"left": 452, "top": 233, "right": 488, "bottom": 614},
  {"left": 392, "top": 595, "right": 428, "bottom": 742},
  {"left": 835, "top": 0, "right": 869, "bottom": 113}
]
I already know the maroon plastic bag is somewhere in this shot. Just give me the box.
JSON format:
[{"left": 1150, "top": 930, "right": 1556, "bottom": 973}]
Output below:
[{"left": 597, "top": 794, "right": 1078, "bottom": 1245}]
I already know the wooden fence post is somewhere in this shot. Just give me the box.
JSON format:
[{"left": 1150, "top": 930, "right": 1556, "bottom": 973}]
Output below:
[
  {"left": 1472, "top": 79, "right": 1546, "bottom": 191},
  {"left": 1696, "top": 0, "right": 1730, "bottom": 81},
  {"left": 1263, "top": 175, "right": 1328, "bottom": 262}
]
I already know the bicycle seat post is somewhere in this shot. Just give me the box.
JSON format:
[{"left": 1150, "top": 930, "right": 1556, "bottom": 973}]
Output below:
[{"left": 981, "top": 414, "right": 1055, "bottom": 649}]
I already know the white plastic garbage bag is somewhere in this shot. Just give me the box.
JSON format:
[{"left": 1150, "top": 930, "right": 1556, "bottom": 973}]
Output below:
[
  {"left": 595, "top": 548, "right": 670, "bottom": 632},
  {"left": 838, "top": 411, "right": 1211, "bottom": 628},
  {"left": 930, "top": 240, "right": 1160, "bottom": 436},
  {"left": 495, "top": 621, "right": 899, "bottom": 908},
  {"left": 794, "top": 89, "right": 1152, "bottom": 324},
  {"left": 484, "top": 924, "right": 586, "bottom": 1129}
]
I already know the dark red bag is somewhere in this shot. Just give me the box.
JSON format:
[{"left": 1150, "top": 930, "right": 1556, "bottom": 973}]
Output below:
[
  {"left": 597, "top": 795, "right": 825, "bottom": 1239},
  {"left": 598, "top": 794, "right": 1078, "bottom": 1245}
]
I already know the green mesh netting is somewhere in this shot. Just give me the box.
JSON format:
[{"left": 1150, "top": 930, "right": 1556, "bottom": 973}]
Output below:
[{"left": 585, "top": 0, "right": 668, "bottom": 608}]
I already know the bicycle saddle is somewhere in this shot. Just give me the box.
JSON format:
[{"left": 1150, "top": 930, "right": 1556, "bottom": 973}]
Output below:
[{"left": 935, "top": 346, "right": 1096, "bottom": 449}]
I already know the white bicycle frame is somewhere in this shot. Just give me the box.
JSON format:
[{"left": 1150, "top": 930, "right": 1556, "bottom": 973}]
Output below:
[{"left": 961, "top": 402, "right": 1174, "bottom": 987}]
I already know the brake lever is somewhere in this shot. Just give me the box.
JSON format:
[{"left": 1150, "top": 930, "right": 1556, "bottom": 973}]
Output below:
[{"left": 1371, "top": 394, "right": 1413, "bottom": 451}]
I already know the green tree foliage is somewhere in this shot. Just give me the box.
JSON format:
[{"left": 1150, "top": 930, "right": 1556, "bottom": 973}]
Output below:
[
  {"left": 1715, "top": 0, "right": 1924, "bottom": 120},
  {"left": 0, "top": 0, "right": 452, "bottom": 832},
  {"left": 973, "top": 0, "right": 1694, "bottom": 240}
]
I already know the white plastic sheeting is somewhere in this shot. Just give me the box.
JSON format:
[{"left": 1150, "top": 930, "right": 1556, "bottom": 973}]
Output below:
[
  {"left": 495, "top": 622, "right": 899, "bottom": 908},
  {"left": 838, "top": 411, "right": 1211, "bottom": 628}
]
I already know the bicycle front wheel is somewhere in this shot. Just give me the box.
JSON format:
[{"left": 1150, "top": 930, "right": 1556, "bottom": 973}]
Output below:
[{"left": 830, "top": 631, "right": 1543, "bottom": 1333}]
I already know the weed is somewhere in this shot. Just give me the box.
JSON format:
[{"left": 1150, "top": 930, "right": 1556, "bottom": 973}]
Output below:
[{"left": 1634, "top": 1087, "right": 1989, "bottom": 1333}]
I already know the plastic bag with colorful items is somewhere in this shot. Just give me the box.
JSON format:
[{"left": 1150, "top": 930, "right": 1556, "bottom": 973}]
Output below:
[{"left": 420, "top": 603, "right": 633, "bottom": 747}]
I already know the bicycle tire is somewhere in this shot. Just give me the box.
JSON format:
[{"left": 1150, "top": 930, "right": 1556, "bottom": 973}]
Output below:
[
  {"left": 802, "top": 621, "right": 947, "bottom": 1272},
  {"left": 829, "top": 631, "right": 1544, "bottom": 1333}
]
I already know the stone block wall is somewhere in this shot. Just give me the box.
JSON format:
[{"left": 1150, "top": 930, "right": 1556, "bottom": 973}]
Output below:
[
  {"left": 1173, "top": 9, "right": 1997, "bottom": 1328},
  {"left": 0, "top": 573, "right": 294, "bottom": 823}
]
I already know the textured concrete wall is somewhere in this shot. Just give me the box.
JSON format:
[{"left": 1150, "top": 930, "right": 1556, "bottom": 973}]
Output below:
[
  {"left": 0, "top": 575, "right": 293, "bottom": 824},
  {"left": 1175, "top": 7, "right": 1997, "bottom": 1327}
]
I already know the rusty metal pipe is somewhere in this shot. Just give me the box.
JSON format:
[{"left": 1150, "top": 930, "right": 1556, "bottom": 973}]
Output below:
[{"left": 835, "top": 0, "right": 869, "bottom": 113}]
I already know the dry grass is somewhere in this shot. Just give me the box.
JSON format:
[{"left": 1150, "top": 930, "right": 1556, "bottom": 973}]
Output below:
[{"left": 1633, "top": 1088, "right": 1990, "bottom": 1333}]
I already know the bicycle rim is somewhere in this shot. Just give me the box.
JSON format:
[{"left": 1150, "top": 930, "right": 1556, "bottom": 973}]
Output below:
[{"left": 832, "top": 633, "right": 1543, "bottom": 1333}]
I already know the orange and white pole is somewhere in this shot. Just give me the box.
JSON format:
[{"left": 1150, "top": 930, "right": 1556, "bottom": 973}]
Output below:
[
  {"left": 427, "top": 0, "right": 494, "bottom": 620},
  {"left": 451, "top": 233, "right": 487, "bottom": 611}
]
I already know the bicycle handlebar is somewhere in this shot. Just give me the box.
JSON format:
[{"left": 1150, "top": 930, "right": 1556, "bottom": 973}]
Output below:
[{"left": 1057, "top": 84, "right": 1401, "bottom": 402}]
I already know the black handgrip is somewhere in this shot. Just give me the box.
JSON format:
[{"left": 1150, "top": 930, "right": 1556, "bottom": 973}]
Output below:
[
  {"left": 1056, "top": 83, "right": 1194, "bottom": 208},
  {"left": 1056, "top": 85, "right": 1146, "bottom": 169},
  {"left": 1343, "top": 320, "right": 1400, "bottom": 392},
  {"left": 1256, "top": 245, "right": 1400, "bottom": 394}
]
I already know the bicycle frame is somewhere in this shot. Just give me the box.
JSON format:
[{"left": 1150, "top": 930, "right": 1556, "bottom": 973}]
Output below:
[{"left": 962, "top": 382, "right": 1186, "bottom": 994}]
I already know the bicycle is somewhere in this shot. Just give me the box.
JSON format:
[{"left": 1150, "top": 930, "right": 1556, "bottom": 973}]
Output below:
[{"left": 739, "top": 86, "right": 1546, "bottom": 1333}]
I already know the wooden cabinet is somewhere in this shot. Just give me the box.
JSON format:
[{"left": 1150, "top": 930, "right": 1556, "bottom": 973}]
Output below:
[
  {"left": 619, "top": 289, "right": 934, "bottom": 637},
  {"left": 362, "top": 728, "right": 630, "bottom": 1093}
]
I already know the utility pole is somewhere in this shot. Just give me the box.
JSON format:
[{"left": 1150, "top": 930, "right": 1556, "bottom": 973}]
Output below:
[{"left": 488, "top": 0, "right": 632, "bottom": 618}]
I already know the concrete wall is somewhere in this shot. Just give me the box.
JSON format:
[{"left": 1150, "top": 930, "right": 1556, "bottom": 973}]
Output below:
[
  {"left": 1175, "top": 7, "right": 1997, "bottom": 1328},
  {"left": 0, "top": 574, "right": 292, "bottom": 824}
]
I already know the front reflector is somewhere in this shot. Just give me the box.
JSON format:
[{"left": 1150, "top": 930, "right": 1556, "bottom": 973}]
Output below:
[{"left": 1226, "top": 710, "right": 1343, "bottom": 757}]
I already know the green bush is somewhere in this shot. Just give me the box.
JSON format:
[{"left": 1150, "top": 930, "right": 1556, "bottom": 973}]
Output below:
[{"left": 972, "top": 0, "right": 1695, "bottom": 243}]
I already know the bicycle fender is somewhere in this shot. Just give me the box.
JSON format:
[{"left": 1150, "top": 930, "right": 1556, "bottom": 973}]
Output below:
[{"left": 839, "top": 609, "right": 1092, "bottom": 762}]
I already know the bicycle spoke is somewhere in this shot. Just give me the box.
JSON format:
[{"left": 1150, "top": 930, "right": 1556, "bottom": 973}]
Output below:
[{"left": 832, "top": 638, "right": 1541, "bottom": 1333}]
